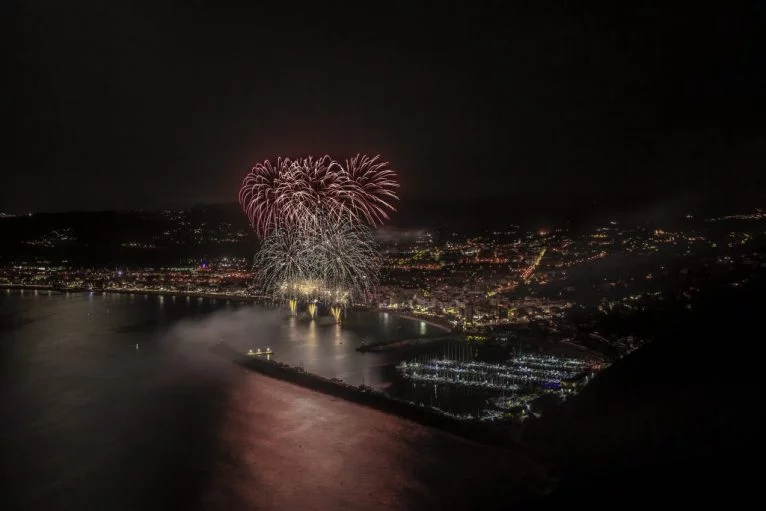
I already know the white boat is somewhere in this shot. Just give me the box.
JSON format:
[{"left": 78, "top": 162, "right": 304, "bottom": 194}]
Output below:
[{"left": 247, "top": 347, "right": 273, "bottom": 356}]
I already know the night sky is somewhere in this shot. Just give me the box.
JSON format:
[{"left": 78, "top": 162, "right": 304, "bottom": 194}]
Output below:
[{"left": 8, "top": 1, "right": 765, "bottom": 213}]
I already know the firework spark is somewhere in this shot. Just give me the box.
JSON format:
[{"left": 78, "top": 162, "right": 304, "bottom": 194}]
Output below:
[
  {"left": 241, "top": 154, "right": 398, "bottom": 308},
  {"left": 252, "top": 215, "right": 381, "bottom": 305},
  {"left": 239, "top": 154, "right": 398, "bottom": 238}
]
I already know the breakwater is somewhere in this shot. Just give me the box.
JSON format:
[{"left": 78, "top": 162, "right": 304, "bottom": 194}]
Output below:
[
  {"left": 356, "top": 333, "right": 457, "bottom": 353},
  {"left": 210, "top": 342, "right": 521, "bottom": 450}
]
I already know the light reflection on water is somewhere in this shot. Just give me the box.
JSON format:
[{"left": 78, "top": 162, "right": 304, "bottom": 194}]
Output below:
[
  {"left": 138, "top": 299, "right": 448, "bottom": 389},
  {"left": 0, "top": 290, "right": 544, "bottom": 509},
  {"left": 334, "top": 323, "right": 342, "bottom": 346},
  {"left": 307, "top": 318, "right": 317, "bottom": 346}
]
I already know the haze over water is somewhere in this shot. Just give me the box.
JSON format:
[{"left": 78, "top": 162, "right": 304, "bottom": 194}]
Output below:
[{"left": 1, "top": 290, "right": 545, "bottom": 509}]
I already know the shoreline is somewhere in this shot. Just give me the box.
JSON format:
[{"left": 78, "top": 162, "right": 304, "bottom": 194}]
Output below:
[
  {"left": 3, "top": 283, "right": 465, "bottom": 354},
  {"left": 357, "top": 308, "right": 459, "bottom": 352},
  {"left": 2, "top": 285, "right": 461, "bottom": 331},
  {"left": 1, "top": 284, "right": 269, "bottom": 303},
  {"left": 375, "top": 309, "right": 454, "bottom": 332}
]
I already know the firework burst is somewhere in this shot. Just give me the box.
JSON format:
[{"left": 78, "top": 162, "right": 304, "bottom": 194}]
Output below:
[
  {"left": 241, "top": 154, "right": 398, "bottom": 307},
  {"left": 239, "top": 154, "right": 398, "bottom": 238}
]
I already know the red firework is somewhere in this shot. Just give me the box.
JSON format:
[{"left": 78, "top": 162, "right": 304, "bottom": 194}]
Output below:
[{"left": 239, "top": 154, "right": 399, "bottom": 238}]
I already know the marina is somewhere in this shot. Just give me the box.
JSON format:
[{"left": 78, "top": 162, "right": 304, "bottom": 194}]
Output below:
[{"left": 397, "top": 353, "right": 597, "bottom": 391}]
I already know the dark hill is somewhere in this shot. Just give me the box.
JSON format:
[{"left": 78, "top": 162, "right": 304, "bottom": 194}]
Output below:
[{"left": 524, "top": 272, "right": 763, "bottom": 505}]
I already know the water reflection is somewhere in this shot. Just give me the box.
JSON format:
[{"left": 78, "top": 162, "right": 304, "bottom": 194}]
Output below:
[
  {"left": 307, "top": 319, "right": 317, "bottom": 347},
  {"left": 0, "top": 290, "right": 545, "bottom": 509},
  {"left": 334, "top": 324, "right": 342, "bottom": 345},
  {"left": 5, "top": 291, "right": 465, "bottom": 407},
  {"left": 213, "top": 370, "right": 539, "bottom": 509}
]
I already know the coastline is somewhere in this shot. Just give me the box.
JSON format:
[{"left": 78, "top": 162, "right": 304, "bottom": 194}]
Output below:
[
  {"left": 0, "top": 284, "right": 266, "bottom": 303},
  {"left": 3, "top": 283, "right": 464, "bottom": 352},
  {"left": 2, "top": 285, "right": 460, "bottom": 334},
  {"left": 375, "top": 308, "right": 454, "bottom": 332},
  {"left": 356, "top": 308, "right": 459, "bottom": 352}
]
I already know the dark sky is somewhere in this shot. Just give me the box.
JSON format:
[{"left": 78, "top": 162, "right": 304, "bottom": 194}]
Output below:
[{"left": 7, "top": 1, "right": 765, "bottom": 213}]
